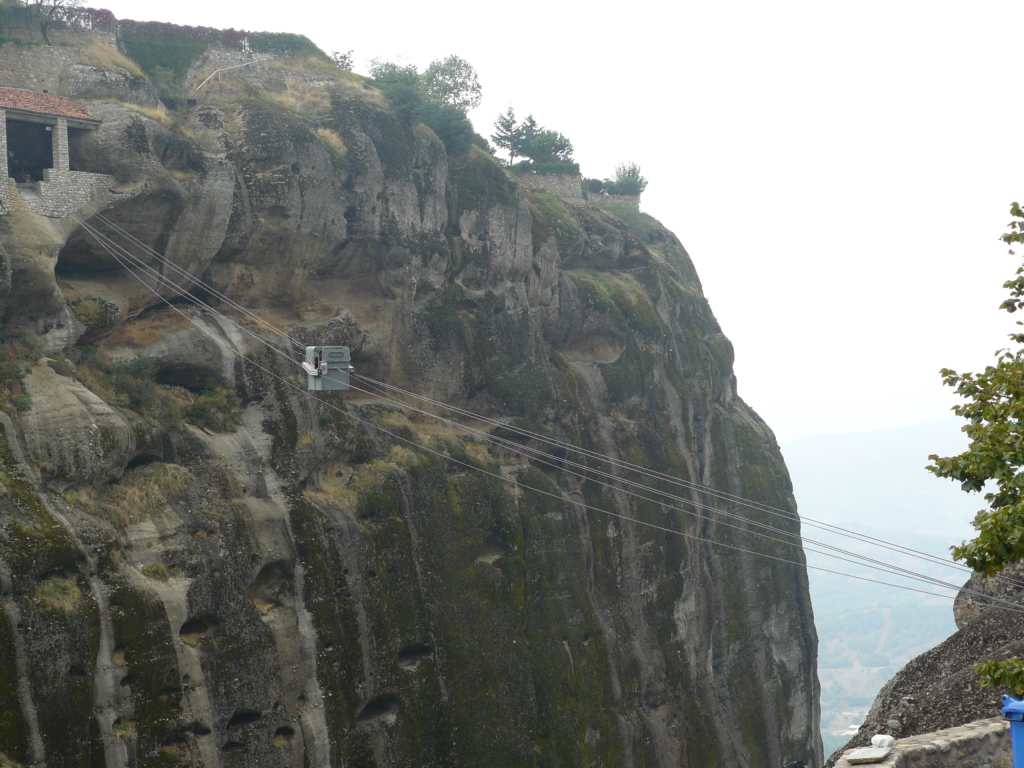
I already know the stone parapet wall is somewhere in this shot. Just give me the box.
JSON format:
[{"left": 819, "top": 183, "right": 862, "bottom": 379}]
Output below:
[
  {"left": 835, "top": 718, "right": 1011, "bottom": 768},
  {"left": 515, "top": 172, "right": 583, "bottom": 200},
  {"left": 591, "top": 193, "right": 641, "bottom": 210},
  {"left": 26, "top": 169, "right": 113, "bottom": 217}
]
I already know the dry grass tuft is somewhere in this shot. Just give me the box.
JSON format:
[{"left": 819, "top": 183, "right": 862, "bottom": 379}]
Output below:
[
  {"left": 317, "top": 127, "right": 345, "bottom": 156},
  {"left": 36, "top": 576, "right": 81, "bottom": 613},
  {"left": 67, "top": 462, "right": 194, "bottom": 529},
  {"left": 78, "top": 38, "right": 144, "bottom": 77},
  {"left": 112, "top": 720, "right": 136, "bottom": 742},
  {"left": 105, "top": 312, "right": 191, "bottom": 348}
]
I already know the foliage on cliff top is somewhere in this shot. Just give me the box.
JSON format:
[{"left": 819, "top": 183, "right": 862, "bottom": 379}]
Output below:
[{"left": 369, "top": 56, "right": 484, "bottom": 155}]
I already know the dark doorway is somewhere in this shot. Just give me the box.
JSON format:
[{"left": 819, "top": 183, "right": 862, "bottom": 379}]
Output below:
[{"left": 7, "top": 119, "right": 52, "bottom": 182}]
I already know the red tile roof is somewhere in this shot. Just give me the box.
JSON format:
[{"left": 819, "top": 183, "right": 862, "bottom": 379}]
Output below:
[{"left": 0, "top": 89, "right": 95, "bottom": 121}]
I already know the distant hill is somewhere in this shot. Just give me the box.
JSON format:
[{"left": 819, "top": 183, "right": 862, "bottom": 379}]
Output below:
[{"left": 781, "top": 418, "right": 980, "bottom": 744}]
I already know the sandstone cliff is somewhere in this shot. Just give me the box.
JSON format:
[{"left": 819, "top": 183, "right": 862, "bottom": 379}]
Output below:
[{"left": 0, "top": 46, "right": 821, "bottom": 767}]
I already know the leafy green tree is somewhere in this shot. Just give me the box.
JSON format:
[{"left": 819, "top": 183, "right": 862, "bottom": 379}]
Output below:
[
  {"left": 929, "top": 203, "right": 1024, "bottom": 697},
  {"left": 930, "top": 203, "right": 1024, "bottom": 575},
  {"left": 367, "top": 58, "right": 477, "bottom": 155},
  {"left": 24, "top": 0, "right": 81, "bottom": 44},
  {"left": 423, "top": 55, "right": 481, "bottom": 112},
  {"left": 521, "top": 128, "right": 573, "bottom": 164},
  {"left": 606, "top": 162, "right": 648, "bottom": 195}
]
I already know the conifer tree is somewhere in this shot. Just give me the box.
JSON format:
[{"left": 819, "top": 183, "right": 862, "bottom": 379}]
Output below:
[{"left": 491, "top": 107, "right": 521, "bottom": 165}]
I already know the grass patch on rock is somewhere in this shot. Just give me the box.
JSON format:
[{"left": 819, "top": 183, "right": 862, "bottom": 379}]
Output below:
[
  {"left": 78, "top": 38, "right": 144, "bottom": 77},
  {"left": 35, "top": 576, "right": 81, "bottom": 613},
  {"left": 66, "top": 463, "right": 193, "bottom": 529}
]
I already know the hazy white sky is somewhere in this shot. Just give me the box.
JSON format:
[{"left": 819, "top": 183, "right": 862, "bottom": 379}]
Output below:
[{"left": 99, "top": 0, "right": 1024, "bottom": 441}]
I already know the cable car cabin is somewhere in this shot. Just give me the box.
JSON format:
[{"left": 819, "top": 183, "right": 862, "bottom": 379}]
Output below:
[{"left": 303, "top": 346, "right": 352, "bottom": 391}]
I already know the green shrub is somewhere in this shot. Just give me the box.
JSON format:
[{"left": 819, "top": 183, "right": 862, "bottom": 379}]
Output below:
[
  {"left": 74, "top": 352, "right": 190, "bottom": 430},
  {"left": 510, "top": 160, "right": 580, "bottom": 176},
  {"left": 250, "top": 31, "right": 326, "bottom": 58},
  {"left": 974, "top": 658, "right": 1024, "bottom": 697},
  {"left": 12, "top": 395, "right": 30, "bottom": 412},
  {"left": 142, "top": 561, "right": 169, "bottom": 580},
  {"left": 187, "top": 385, "right": 241, "bottom": 432}
]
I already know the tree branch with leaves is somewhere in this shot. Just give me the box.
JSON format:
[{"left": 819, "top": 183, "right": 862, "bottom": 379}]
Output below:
[{"left": 929, "top": 202, "right": 1024, "bottom": 698}]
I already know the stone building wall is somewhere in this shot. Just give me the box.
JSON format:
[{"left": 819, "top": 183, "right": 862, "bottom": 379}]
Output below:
[
  {"left": 515, "top": 172, "right": 583, "bottom": 199},
  {"left": 835, "top": 718, "right": 1011, "bottom": 768},
  {"left": 0, "top": 112, "right": 112, "bottom": 217},
  {"left": 0, "top": 43, "right": 79, "bottom": 93}
]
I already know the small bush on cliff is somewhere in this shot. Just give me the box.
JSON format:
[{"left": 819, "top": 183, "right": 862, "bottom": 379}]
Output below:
[
  {"left": 73, "top": 352, "right": 191, "bottom": 430},
  {"left": 0, "top": 342, "right": 34, "bottom": 415}
]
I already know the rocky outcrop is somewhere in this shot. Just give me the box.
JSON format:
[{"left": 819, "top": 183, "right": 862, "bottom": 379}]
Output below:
[
  {"left": 825, "top": 567, "right": 1024, "bottom": 767},
  {"left": 61, "top": 64, "right": 159, "bottom": 107},
  {"left": 0, "top": 54, "right": 821, "bottom": 767}
]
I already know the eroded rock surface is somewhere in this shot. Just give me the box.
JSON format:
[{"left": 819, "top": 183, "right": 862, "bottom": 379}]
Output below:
[{"left": 0, "top": 50, "right": 821, "bottom": 768}]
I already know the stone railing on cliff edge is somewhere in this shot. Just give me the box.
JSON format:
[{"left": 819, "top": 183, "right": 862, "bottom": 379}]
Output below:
[
  {"left": 514, "top": 172, "right": 643, "bottom": 210},
  {"left": 835, "top": 718, "right": 1011, "bottom": 768}
]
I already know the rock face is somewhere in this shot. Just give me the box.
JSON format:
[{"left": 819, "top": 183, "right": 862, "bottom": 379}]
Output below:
[{"left": 0, "top": 51, "right": 821, "bottom": 767}]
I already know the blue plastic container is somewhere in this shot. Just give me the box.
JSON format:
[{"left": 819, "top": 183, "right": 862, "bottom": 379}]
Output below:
[{"left": 1002, "top": 695, "right": 1024, "bottom": 767}]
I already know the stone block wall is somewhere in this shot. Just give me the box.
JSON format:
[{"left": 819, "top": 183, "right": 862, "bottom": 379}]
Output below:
[
  {"left": 515, "top": 172, "right": 583, "bottom": 200},
  {"left": 835, "top": 717, "right": 1011, "bottom": 768},
  {"left": 0, "top": 43, "right": 79, "bottom": 93},
  {"left": 591, "top": 193, "right": 641, "bottom": 210},
  {"left": 24, "top": 168, "right": 113, "bottom": 217}
]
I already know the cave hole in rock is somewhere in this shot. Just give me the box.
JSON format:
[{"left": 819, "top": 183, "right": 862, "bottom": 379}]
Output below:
[
  {"left": 68, "top": 666, "right": 87, "bottom": 678},
  {"left": 119, "top": 675, "right": 136, "bottom": 688},
  {"left": 226, "top": 709, "right": 262, "bottom": 729},
  {"left": 179, "top": 615, "right": 219, "bottom": 646},
  {"left": 221, "top": 741, "right": 245, "bottom": 753},
  {"left": 397, "top": 644, "right": 433, "bottom": 671},
  {"left": 126, "top": 453, "right": 161, "bottom": 470},
  {"left": 273, "top": 726, "right": 295, "bottom": 747},
  {"left": 185, "top": 721, "right": 211, "bottom": 736},
  {"left": 154, "top": 361, "right": 225, "bottom": 393},
  {"left": 162, "top": 734, "right": 188, "bottom": 752},
  {"left": 356, "top": 694, "right": 399, "bottom": 725},
  {"left": 476, "top": 534, "right": 512, "bottom": 565},
  {"left": 245, "top": 561, "right": 292, "bottom": 616},
  {"left": 158, "top": 686, "right": 180, "bottom": 699},
  {"left": 456, "top": 299, "right": 478, "bottom": 312}
]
